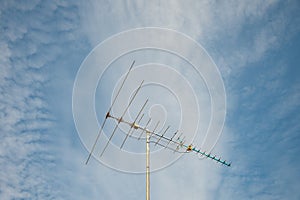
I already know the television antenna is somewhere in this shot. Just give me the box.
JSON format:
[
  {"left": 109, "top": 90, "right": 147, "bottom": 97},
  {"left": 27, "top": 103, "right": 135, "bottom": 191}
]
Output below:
[{"left": 85, "top": 61, "right": 231, "bottom": 200}]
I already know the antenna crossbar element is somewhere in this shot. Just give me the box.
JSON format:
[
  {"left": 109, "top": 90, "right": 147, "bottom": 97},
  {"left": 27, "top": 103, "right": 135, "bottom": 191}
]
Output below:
[
  {"left": 85, "top": 117, "right": 107, "bottom": 165},
  {"left": 165, "top": 130, "right": 178, "bottom": 148},
  {"left": 149, "top": 121, "right": 160, "bottom": 139},
  {"left": 120, "top": 99, "right": 149, "bottom": 149},
  {"left": 155, "top": 126, "right": 170, "bottom": 146},
  {"left": 100, "top": 80, "right": 145, "bottom": 157},
  {"left": 85, "top": 60, "right": 135, "bottom": 165},
  {"left": 137, "top": 113, "right": 145, "bottom": 124},
  {"left": 138, "top": 118, "right": 151, "bottom": 140}
]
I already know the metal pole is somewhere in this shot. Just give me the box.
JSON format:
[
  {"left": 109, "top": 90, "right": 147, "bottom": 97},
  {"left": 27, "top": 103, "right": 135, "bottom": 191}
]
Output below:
[{"left": 146, "top": 131, "right": 150, "bottom": 200}]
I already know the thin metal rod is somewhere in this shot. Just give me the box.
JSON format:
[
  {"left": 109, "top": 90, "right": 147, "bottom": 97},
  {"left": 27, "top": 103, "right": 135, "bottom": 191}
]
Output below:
[
  {"left": 138, "top": 113, "right": 145, "bottom": 124},
  {"left": 155, "top": 126, "right": 170, "bottom": 146},
  {"left": 85, "top": 61, "right": 135, "bottom": 164},
  {"left": 101, "top": 122, "right": 120, "bottom": 158},
  {"left": 149, "top": 121, "right": 160, "bottom": 139},
  {"left": 165, "top": 130, "right": 178, "bottom": 148},
  {"left": 138, "top": 118, "right": 152, "bottom": 140},
  {"left": 146, "top": 131, "right": 150, "bottom": 200},
  {"left": 120, "top": 99, "right": 148, "bottom": 149},
  {"left": 108, "top": 60, "right": 135, "bottom": 113},
  {"left": 121, "top": 80, "right": 145, "bottom": 117},
  {"left": 100, "top": 80, "right": 144, "bottom": 157},
  {"left": 85, "top": 117, "right": 107, "bottom": 165}
]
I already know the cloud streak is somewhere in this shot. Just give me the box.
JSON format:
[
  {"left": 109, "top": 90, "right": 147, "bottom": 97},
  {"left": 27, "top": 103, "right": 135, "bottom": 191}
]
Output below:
[{"left": 0, "top": 0, "right": 85, "bottom": 199}]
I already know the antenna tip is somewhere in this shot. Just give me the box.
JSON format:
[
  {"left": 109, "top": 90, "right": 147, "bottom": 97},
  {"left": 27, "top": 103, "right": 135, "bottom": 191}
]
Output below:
[{"left": 129, "top": 60, "right": 136, "bottom": 69}]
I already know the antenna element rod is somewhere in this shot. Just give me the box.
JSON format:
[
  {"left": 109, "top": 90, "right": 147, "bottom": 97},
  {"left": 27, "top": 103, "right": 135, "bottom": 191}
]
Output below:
[
  {"left": 85, "top": 61, "right": 135, "bottom": 164},
  {"left": 100, "top": 80, "right": 144, "bottom": 157}
]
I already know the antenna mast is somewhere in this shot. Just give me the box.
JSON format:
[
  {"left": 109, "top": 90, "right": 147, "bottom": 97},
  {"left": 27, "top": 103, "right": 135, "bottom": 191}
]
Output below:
[{"left": 146, "top": 130, "right": 150, "bottom": 200}]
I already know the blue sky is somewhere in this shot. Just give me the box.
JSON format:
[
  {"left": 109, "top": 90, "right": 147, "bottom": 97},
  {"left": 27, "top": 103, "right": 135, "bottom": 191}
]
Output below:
[{"left": 1, "top": 0, "right": 300, "bottom": 200}]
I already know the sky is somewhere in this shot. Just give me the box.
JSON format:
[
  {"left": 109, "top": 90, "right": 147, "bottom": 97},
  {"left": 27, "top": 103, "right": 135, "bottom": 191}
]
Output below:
[{"left": 0, "top": 0, "right": 300, "bottom": 200}]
